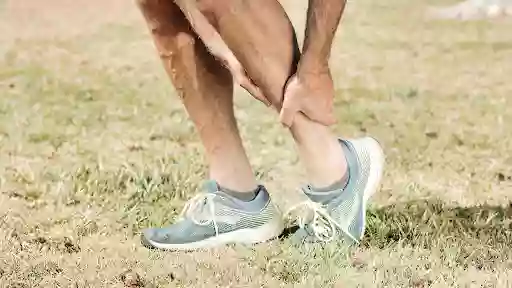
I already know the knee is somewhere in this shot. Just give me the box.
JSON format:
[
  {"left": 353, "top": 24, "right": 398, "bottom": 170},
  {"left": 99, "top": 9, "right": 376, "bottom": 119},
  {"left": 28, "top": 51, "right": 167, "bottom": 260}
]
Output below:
[
  {"left": 154, "top": 31, "right": 196, "bottom": 60},
  {"left": 136, "top": 1, "right": 196, "bottom": 56},
  {"left": 136, "top": 0, "right": 192, "bottom": 38}
]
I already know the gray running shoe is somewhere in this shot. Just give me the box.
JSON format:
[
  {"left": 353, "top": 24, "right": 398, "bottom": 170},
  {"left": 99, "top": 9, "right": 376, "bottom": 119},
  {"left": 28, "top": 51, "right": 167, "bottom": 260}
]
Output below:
[
  {"left": 141, "top": 181, "right": 284, "bottom": 250},
  {"left": 286, "top": 137, "right": 385, "bottom": 245}
]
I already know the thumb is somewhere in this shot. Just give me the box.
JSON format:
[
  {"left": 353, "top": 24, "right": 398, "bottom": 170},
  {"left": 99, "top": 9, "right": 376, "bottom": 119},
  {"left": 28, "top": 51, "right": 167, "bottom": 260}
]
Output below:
[
  {"left": 237, "top": 74, "right": 271, "bottom": 107},
  {"left": 279, "top": 95, "right": 300, "bottom": 128}
]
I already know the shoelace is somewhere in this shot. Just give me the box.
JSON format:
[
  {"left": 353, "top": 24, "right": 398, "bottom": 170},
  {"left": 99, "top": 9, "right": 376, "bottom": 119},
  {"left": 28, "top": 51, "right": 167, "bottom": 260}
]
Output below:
[
  {"left": 284, "top": 201, "right": 340, "bottom": 243},
  {"left": 285, "top": 200, "right": 358, "bottom": 243},
  {"left": 179, "top": 193, "right": 220, "bottom": 236}
]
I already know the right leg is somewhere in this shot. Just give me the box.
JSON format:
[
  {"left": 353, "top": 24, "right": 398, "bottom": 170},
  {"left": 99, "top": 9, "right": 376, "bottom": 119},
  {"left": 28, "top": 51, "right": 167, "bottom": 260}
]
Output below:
[
  {"left": 136, "top": 0, "right": 256, "bottom": 193},
  {"left": 136, "top": 0, "right": 284, "bottom": 250}
]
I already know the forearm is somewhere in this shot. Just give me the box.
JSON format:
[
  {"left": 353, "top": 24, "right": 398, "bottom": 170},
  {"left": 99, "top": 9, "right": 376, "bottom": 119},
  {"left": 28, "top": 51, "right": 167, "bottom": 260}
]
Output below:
[{"left": 299, "top": 0, "right": 346, "bottom": 73}]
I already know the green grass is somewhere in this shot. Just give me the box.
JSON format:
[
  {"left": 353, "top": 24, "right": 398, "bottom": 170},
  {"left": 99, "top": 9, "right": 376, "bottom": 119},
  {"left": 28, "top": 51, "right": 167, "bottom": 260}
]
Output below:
[{"left": 1, "top": 0, "right": 512, "bottom": 287}]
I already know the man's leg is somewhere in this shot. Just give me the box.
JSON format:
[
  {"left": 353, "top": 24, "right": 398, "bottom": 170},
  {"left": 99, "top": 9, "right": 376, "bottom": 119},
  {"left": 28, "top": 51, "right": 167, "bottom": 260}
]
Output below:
[
  {"left": 137, "top": 0, "right": 284, "bottom": 250},
  {"left": 198, "top": 0, "right": 347, "bottom": 191},
  {"left": 199, "top": 0, "right": 384, "bottom": 243},
  {"left": 137, "top": 0, "right": 256, "bottom": 193}
]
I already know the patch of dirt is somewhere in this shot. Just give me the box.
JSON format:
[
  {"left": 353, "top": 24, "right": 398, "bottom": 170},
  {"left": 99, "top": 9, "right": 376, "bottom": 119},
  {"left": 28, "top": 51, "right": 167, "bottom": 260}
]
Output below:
[{"left": 119, "top": 269, "right": 145, "bottom": 288}]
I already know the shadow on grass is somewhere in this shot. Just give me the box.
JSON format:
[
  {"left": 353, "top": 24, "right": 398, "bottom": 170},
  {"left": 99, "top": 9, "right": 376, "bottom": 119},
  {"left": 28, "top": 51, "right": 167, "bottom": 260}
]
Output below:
[{"left": 363, "top": 200, "right": 512, "bottom": 269}]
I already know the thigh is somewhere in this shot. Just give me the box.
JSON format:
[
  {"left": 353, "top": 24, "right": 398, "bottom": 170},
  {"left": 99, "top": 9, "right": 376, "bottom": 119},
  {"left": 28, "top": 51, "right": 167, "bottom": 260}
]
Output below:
[{"left": 136, "top": 0, "right": 233, "bottom": 101}]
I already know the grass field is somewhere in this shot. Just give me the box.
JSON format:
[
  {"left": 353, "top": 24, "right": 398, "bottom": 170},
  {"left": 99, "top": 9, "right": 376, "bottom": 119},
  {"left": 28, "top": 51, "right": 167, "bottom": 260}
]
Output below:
[{"left": 1, "top": 0, "right": 512, "bottom": 287}]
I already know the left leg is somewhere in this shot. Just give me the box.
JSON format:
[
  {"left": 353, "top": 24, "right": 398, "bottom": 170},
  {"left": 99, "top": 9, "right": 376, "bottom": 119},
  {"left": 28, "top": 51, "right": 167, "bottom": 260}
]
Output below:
[
  {"left": 198, "top": 0, "right": 348, "bottom": 190},
  {"left": 136, "top": 0, "right": 284, "bottom": 250},
  {"left": 199, "top": 0, "right": 385, "bottom": 244}
]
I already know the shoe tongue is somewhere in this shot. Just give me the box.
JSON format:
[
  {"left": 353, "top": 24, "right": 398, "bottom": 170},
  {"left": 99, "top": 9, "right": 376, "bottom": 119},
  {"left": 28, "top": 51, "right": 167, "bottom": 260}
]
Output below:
[{"left": 203, "top": 180, "right": 221, "bottom": 194}]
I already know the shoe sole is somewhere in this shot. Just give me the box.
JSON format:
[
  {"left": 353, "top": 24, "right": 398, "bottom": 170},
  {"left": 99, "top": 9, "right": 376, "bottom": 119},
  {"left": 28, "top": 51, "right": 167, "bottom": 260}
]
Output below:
[
  {"left": 141, "top": 220, "right": 284, "bottom": 251},
  {"left": 358, "top": 137, "right": 385, "bottom": 239}
]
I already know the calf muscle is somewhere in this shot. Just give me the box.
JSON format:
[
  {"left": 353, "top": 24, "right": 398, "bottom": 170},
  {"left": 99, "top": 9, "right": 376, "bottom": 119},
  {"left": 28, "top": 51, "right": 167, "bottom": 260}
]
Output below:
[
  {"left": 199, "top": 0, "right": 300, "bottom": 109},
  {"left": 197, "top": 0, "right": 348, "bottom": 188}
]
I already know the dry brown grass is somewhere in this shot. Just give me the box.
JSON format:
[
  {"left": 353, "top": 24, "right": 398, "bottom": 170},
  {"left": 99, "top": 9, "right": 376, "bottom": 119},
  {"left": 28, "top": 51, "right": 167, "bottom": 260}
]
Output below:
[{"left": 1, "top": 0, "right": 512, "bottom": 287}]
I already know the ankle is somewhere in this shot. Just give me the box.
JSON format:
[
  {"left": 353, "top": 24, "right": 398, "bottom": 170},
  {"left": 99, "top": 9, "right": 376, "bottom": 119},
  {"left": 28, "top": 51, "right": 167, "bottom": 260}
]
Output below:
[
  {"left": 310, "top": 172, "right": 349, "bottom": 192},
  {"left": 208, "top": 152, "right": 258, "bottom": 192},
  {"left": 291, "top": 115, "right": 348, "bottom": 188},
  {"left": 306, "top": 141, "right": 348, "bottom": 188},
  {"left": 218, "top": 184, "right": 260, "bottom": 202},
  {"left": 211, "top": 175, "right": 258, "bottom": 193}
]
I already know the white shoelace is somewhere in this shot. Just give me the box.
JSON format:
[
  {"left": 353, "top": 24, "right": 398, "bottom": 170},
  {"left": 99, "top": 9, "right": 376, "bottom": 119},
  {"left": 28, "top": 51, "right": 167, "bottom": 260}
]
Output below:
[
  {"left": 179, "top": 193, "right": 220, "bottom": 236},
  {"left": 285, "top": 201, "right": 341, "bottom": 243}
]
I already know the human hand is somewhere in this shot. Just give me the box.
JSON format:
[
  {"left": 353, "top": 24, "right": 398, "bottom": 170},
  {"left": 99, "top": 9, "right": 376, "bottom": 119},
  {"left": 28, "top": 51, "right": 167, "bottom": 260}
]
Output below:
[{"left": 280, "top": 67, "right": 336, "bottom": 127}]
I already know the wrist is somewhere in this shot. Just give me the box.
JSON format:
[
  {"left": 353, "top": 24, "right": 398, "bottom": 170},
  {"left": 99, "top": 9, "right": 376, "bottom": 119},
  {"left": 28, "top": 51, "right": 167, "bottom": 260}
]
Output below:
[{"left": 297, "top": 56, "right": 330, "bottom": 78}]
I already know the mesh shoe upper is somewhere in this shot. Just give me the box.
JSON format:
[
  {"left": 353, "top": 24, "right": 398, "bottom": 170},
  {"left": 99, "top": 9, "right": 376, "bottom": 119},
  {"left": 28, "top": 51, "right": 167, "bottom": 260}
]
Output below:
[
  {"left": 142, "top": 181, "right": 281, "bottom": 247},
  {"left": 287, "top": 138, "right": 383, "bottom": 245}
]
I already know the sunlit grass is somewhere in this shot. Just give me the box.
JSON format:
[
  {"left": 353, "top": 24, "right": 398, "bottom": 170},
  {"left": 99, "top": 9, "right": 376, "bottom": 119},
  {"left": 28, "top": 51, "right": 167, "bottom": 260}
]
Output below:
[{"left": 1, "top": 0, "right": 511, "bottom": 286}]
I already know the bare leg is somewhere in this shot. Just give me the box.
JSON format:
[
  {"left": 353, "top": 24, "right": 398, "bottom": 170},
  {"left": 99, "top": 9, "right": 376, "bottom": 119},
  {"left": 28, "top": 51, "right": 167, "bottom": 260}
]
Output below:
[
  {"left": 136, "top": 0, "right": 257, "bottom": 193},
  {"left": 199, "top": 0, "right": 347, "bottom": 188}
]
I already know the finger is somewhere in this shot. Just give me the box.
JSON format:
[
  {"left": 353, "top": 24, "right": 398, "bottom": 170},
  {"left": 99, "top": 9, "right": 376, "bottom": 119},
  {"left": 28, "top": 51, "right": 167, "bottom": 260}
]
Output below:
[
  {"left": 238, "top": 76, "right": 271, "bottom": 107},
  {"left": 294, "top": 93, "right": 335, "bottom": 126},
  {"left": 227, "top": 59, "right": 271, "bottom": 106},
  {"left": 304, "top": 105, "right": 337, "bottom": 126},
  {"left": 244, "top": 85, "right": 271, "bottom": 107},
  {"left": 317, "top": 113, "right": 336, "bottom": 126},
  {"left": 279, "top": 98, "right": 299, "bottom": 128},
  {"left": 279, "top": 106, "right": 297, "bottom": 128}
]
